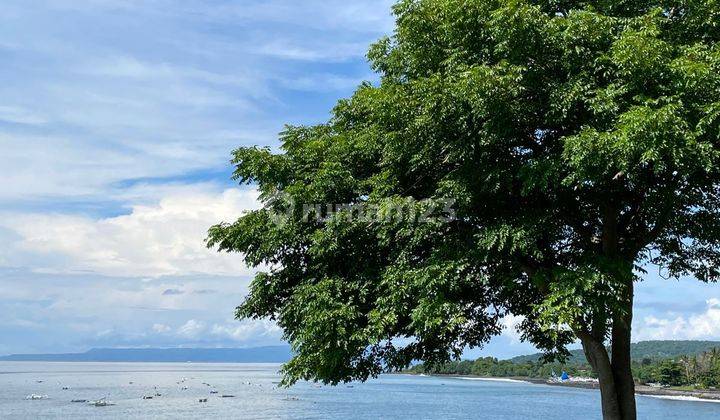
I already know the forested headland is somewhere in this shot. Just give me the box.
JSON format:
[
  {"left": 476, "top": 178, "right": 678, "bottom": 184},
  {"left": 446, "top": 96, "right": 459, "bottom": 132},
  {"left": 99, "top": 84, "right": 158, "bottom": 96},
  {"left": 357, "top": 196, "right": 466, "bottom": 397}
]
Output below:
[{"left": 407, "top": 341, "right": 720, "bottom": 389}]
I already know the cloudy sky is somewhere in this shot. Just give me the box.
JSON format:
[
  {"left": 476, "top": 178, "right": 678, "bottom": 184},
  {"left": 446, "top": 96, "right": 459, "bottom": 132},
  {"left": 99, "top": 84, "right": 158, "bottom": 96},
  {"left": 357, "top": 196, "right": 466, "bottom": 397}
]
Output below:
[{"left": 1, "top": 0, "right": 718, "bottom": 358}]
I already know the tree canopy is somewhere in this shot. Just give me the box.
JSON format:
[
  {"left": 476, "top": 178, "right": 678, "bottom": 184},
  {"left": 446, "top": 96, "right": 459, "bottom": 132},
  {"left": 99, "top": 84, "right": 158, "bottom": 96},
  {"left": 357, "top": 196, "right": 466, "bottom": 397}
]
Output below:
[{"left": 208, "top": 1, "right": 720, "bottom": 418}]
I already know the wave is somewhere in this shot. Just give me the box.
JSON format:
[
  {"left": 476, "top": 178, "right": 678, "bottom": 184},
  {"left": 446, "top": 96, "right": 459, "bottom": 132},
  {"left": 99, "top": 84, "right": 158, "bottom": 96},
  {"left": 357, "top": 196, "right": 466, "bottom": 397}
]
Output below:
[
  {"left": 452, "top": 377, "right": 530, "bottom": 384},
  {"left": 640, "top": 394, "right": 720, "bottom": 404}
]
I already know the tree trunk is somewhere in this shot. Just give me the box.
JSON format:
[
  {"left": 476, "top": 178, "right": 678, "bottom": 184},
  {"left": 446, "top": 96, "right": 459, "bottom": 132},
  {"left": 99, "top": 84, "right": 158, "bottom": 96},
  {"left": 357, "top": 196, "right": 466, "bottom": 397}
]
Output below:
[
  {"left": 577, "top": 284, "right": 637, "bottom": 420},
  {"left": 579, "top": 334, "right": 623, "bottom": 420},
  {"left": 592, "top": 202, "right": 637, "bottom": 419},
  {"left": 611, "top": 282, "right": 636, "bottom": 420}
]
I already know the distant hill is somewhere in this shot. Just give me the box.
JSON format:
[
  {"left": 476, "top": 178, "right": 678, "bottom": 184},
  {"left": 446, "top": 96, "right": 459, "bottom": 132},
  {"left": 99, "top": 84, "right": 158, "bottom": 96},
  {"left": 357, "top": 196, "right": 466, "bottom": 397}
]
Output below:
[
  {"left": 0, "top": 346, "right": 293, "bottom": 363},
  {"left": 509, "top": 340, "right": 720, "bottom": 364}
]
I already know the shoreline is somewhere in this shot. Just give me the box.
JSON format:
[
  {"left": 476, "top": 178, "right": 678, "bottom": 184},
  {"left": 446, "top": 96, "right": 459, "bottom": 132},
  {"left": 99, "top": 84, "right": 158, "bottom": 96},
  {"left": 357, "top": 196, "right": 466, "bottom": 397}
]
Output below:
[{"left": 408, "top": 373, "right": 720, "bottom": 402}]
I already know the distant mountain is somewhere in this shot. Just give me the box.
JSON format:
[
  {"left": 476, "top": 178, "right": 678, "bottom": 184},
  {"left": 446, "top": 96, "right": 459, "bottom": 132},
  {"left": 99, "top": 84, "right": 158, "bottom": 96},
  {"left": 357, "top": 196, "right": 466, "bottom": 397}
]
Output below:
[
  {"left": 0, "top": 346, "right": 293, "bottom": 363},
  {"left": 509, "top": 340, "right": 720, "bottom": 364}
]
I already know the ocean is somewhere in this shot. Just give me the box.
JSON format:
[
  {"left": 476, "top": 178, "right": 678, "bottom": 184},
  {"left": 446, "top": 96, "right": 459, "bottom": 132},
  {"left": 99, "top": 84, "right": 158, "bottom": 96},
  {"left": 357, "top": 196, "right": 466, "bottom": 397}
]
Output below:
[{"left": 0, "top": 362, "right": 718, "bottom": 419}]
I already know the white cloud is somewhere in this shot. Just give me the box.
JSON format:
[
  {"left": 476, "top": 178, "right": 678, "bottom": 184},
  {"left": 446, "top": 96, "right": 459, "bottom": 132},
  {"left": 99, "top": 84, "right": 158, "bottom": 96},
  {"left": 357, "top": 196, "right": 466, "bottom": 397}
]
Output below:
[
  {"left": 152, "top": 323, "right": 172, "bottom": 333},
  {"left": 501, "top": 314, "right": 525, "bottom": 344},
  {"left": 54, "top": 0, "right": 397, "bottom": 34},
  {"left": 280, "top": 72, "right": 375, "bottom": 92},
  {"left": 0, "top": 106, "right": 47, "bottom": 125},
  {"left": 252, "top": 39, "right": 370, "bottom": 62},
  {"left": 177, "top": 319, "right": 206, "bottom": 338},
  {"left": 0, "top": 0, "right": 387, "bottom": 204},
  {"left": 211, "top": 319, "right": 283, "bottom": 342},
  {"left": 157, "top": 318, "right": 282, "bottom": 344},
  {"left": 0, "top": 0, "right": 395, "bottom": 353},
  {"left": 636, "top": 298, "right": 720, "bottom": 340},
  {"left": 1, "top": 187, "right": 261, "bottom": 277},
  {"left": 82, "top": 55, "right": 261, "bottom": 88},
  {"left": 0, "top": 131, "right": 260, "bottom": 202}
]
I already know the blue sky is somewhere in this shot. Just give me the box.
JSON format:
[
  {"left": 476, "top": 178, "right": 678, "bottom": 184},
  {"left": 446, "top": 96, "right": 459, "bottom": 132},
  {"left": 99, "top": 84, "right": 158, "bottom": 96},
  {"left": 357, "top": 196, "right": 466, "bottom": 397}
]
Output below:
[{"left": 1, "top": 0, "right": 718, "bottom": 359}]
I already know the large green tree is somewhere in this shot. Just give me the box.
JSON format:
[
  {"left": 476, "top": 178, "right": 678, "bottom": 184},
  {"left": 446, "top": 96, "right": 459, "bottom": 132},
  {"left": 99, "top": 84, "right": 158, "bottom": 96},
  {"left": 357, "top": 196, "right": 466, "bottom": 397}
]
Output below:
[{"left": 208, "top": 1, "right": 720, "bottom": 419}]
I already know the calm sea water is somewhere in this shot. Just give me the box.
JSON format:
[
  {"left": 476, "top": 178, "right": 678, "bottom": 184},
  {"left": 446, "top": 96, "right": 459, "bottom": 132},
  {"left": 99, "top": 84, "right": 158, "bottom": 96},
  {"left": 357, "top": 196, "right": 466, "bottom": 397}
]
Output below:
[{"left": 0, "top": 362, "right": 718, "bottom": 419}]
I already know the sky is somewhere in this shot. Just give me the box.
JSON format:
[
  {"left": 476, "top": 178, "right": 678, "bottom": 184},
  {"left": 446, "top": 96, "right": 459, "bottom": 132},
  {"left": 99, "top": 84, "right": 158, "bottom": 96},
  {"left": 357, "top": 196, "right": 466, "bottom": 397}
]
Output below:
[{"left": 0, "top": 0, "right": 718, "bottom": 359}]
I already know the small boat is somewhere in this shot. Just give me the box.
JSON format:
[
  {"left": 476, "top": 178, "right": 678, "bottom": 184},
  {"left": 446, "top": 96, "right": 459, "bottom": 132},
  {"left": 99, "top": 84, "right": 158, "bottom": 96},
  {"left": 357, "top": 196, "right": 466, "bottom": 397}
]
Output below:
[
  {"left": 71, "top": 399, "right": 87, "bottom": 403},
  {"left": 220, "top": 394, "right": 235, "bottom": 398},
  {"left": 142, "top": 395, "right": 153, "bottom": 400},
  {"left": 199, "top": 398, "right": 208, "bottom": 403},
  {"left": 89, "top": 398, "right": 116, "bottom": 407},
  {"left": 25, "top": 394, "right": 48, "bottom": 400},
  {"left": 62, "top": 386, "right": 70, "bottom": 390},
  {"left": 209, "top": 390, "right": 218, "bottom": 394}
]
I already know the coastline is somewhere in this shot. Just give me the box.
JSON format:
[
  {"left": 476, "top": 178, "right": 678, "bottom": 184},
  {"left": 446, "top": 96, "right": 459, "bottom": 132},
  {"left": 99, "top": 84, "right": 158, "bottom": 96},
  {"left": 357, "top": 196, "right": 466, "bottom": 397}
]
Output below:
[{"left": 407, "top": 373, "right": 720, "bottom": 402}]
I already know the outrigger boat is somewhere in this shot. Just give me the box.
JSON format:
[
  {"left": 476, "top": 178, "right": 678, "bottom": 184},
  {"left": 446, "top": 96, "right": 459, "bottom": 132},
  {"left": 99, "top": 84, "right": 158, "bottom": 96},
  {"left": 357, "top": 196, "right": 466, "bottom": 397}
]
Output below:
[{"left": 88, "top": 397, "right": 116, "bottom": 407}]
